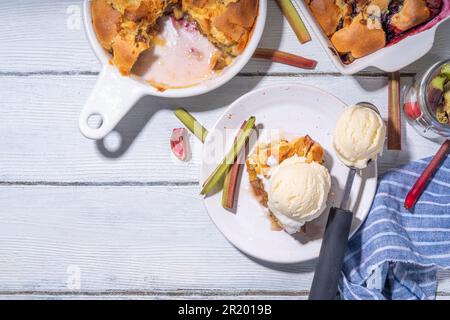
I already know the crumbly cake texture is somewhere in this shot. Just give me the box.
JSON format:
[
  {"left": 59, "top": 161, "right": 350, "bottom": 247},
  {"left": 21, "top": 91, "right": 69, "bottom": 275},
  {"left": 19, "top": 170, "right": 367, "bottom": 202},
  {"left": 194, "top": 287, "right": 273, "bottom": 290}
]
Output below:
[
  {"left": 246, "top": 135, "right": 324, "bottom": 230},
  {"left": 306, "top": 0, "right": 443, "bottom": 62},
  {"left": 91, "top": 0, "right": 259, "bottom": 75}
]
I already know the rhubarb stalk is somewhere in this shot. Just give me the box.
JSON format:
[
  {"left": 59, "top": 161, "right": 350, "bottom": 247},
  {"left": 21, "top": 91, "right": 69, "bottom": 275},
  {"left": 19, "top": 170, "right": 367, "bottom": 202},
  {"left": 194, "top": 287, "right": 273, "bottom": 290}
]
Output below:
[
  {"left": 170, "top": 128, "right": 190, "bottom": 161},
  {"left": 388, "top": 72, "right": 401, "bottom": 150},
  {"left": 174, "top": 108, "right": 208, "bottom": 143},
  {"left": 404, "top": 140, "right": 450, "bottom": 210},
  {"left": 253, "top": 48, "right": 317, "bottom": 70},
  {"left": 201, "top": 117, "right": 256, "bottom": 196},
  {"left": 275, "top": 0, "right": 311, "bottom": 44},
  {"left": 222, "top": 160, "right": 242, "bottom": 210},
  {"left": 221, "top": 122, "right": 248, "bottom": 210}
]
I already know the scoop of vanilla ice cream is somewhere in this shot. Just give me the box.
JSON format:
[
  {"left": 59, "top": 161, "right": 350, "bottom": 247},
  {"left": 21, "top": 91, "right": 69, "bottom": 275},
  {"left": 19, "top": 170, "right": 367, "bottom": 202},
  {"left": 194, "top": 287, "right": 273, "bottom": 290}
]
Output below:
[
  {"left": 333, "top": 105, "right": 386, "bottom": 169},
  {"left": 268, "top": 156, "right": 331, "bottom": 234}
]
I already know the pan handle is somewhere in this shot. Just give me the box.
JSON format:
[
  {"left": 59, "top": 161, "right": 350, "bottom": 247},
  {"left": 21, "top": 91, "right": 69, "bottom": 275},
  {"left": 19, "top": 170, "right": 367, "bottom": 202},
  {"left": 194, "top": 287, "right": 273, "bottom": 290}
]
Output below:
[
  {"left": 79, "top": 65, "right": 145, "bottom": 140},
  {"left": 309, "top": 207, "right": 353, "bottom": 300}
]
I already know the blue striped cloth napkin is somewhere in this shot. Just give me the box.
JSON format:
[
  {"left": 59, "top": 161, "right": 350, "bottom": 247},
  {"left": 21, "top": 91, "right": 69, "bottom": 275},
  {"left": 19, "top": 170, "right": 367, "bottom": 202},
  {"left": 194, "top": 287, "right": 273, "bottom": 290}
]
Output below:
[{"left": 339, "top": 156, "right": 450, "bottom": 300}]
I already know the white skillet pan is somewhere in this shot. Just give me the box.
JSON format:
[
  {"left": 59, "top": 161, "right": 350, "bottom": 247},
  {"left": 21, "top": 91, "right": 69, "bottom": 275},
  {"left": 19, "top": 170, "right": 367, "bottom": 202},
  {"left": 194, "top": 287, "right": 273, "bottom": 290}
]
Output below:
[{"left": 79, "top": 0, "right": 267, "bottom": 140}]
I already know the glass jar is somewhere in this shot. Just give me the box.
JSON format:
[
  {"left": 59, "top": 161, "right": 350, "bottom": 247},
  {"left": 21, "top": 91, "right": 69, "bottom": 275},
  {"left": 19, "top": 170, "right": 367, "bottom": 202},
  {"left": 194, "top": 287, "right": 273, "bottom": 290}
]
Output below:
[{"left": 403, "top": 59, "right": 450, "bottom": 141}]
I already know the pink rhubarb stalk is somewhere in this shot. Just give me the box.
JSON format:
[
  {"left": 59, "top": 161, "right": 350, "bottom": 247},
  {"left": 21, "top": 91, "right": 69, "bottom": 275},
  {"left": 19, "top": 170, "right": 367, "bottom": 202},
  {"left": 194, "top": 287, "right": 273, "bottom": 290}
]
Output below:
[
  {"left": 253, "top": 48, "right": 317, "bottom": 70},
  {"left": 222, "top": 122, "right": 248, "bottom": 210},
  {"left": 404, "top": 140, "right": 450, "bottom": 210},
  {"left": 170, "top": 128, "right": 190, "bottom": 161}
]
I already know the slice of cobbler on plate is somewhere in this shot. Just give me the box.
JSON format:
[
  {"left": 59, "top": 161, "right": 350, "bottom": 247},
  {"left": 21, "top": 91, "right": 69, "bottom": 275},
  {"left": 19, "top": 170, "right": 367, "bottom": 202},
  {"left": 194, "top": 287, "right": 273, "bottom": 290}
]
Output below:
[{"left": 246, "top": 135, "right": 331, "bottom": 234}]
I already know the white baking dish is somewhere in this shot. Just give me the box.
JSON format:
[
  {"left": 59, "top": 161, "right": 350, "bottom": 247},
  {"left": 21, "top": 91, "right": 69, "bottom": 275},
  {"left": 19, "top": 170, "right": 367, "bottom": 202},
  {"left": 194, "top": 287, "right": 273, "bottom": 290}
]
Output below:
[{"left": 296, "top": 0, "right": 450, "bottom": 74}]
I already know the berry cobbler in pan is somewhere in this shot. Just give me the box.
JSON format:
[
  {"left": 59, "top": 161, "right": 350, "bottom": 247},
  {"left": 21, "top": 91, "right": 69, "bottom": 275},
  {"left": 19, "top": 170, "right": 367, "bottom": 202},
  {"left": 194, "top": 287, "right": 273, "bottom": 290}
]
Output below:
[{"left": 306, "top": 0, "right": 443, "bottom": 63}]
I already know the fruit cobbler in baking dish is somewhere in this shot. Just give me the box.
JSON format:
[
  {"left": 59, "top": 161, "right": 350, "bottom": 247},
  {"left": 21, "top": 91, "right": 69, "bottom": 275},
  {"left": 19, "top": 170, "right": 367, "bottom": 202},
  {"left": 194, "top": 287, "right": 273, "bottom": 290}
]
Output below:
[
  {"left": 91, "top": 0, "right": 258, "bottom": 89},
  {"left": 306, "top": 0, "right": 443, "bottom": 63}
]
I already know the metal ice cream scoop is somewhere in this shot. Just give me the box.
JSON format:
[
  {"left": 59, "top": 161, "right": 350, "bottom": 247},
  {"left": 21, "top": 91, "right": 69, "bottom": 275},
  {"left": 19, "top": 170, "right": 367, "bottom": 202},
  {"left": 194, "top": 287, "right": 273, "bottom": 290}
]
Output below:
[{"left": 309, "top": 102, "right": 381, "bottom": 300}]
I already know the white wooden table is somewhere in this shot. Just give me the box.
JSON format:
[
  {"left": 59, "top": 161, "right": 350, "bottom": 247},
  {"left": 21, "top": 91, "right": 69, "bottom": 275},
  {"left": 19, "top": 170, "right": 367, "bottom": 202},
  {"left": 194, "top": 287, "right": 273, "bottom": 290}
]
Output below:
[{"left": 1, "top": 0, "right": 450, "bottom": 300}]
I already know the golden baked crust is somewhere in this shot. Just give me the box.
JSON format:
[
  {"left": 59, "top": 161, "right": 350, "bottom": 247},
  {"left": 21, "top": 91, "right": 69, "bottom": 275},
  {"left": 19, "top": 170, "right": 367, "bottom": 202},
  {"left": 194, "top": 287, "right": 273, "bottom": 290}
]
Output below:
[
  {"left": 182, "top": 0, "right": 258, "bottom": 56},
  {"left": 110, "top": 20, "right": 154, "bottom": 75},
  {"left": 370, "top": 0, "right": 390, "bottom": 11},
  {"left": 390, "top": 0, "right": 430, "bottom": 32},
  {"left": 92, "top": 0, "right": 172, "bottom": 75},
  {"left": 92, "top": 0, "right": 121, "bottom": 50},
  {"left": 331, "top": 13, "right": 386, "bottom": 59},
  {"left": 108, "top": 0, "right": 143, "bottom": 13},
  {"left": 308, "top": 0, "right": 342, "bottom": 36},
  {"left": 108, "top": 0, "right": 172, "bottom": 23},
  {"left": 92, "top": 0, "right": 259, "bottom": 75}
]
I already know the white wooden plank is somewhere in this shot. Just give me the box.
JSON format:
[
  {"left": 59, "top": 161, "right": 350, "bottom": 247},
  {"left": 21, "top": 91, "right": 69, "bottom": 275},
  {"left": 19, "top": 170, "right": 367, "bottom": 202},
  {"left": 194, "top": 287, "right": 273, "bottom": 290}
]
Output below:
[
  {"left": 1, "top": 0, "right": 449, "bottom": 300},
  {"left": 2, "top": 0, "right": 449, "bottom": 74},
  {"left": 0, "top": 185, "right": 448, "bottom": 296},
  {"left": 437, "top": 271, "right": 450, "bottom": 296},
  {"left": 0, "top": 185, "right": 316, "bottom": 292},
  {"left": 0, "top": 0, "right": 97, "bottom": 73},
  {"left": 0, "top": 293, "right": 448, "bottom": 299},
  {"left": 0, "top": 294, "right": 450, "bottom": 300},
  {"left": 0, "top": 294, "right": 309, "bottom": 300},
  {"left": 1, "top": 293, "right": 448, "bottom": 299},
  {"left": 0, "top": 74, "right": 440, "bottom": 183}
]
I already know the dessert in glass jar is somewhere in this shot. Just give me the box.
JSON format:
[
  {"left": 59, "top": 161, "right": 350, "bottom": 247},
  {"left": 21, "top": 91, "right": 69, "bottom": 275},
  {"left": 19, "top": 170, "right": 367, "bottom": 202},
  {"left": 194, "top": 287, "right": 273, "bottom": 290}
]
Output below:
[{"left": 403, "top": 59, "right": 450, "bottom": 141}]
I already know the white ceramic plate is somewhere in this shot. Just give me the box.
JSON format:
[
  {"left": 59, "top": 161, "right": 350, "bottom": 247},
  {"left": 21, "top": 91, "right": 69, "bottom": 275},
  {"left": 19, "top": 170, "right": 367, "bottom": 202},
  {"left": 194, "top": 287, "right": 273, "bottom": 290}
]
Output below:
[{"left": 200, "top": 84, "right": 378, "bottom": 264}]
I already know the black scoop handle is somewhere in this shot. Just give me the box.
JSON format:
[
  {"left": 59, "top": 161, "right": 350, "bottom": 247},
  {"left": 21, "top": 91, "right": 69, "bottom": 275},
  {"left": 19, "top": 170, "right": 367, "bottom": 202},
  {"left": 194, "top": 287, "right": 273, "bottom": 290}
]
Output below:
[{"left": 309, "top": 207, "right": 353, "bottom": 300}]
